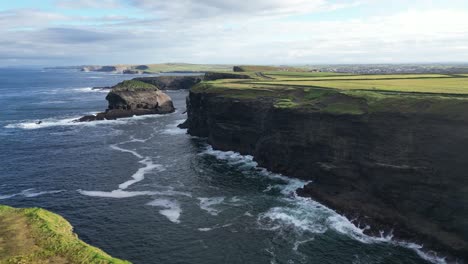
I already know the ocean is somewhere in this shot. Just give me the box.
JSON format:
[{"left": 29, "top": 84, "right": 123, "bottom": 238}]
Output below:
[{"left": 0, "top": 68, "right": 443, "bottom": 264}]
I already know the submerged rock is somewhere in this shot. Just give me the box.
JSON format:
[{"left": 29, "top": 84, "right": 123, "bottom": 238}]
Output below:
[{"left": 78, "top": 80, "right": 175, "bottom": 122}]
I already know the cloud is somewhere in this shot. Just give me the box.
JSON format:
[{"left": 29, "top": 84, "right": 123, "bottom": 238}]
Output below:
[
  {"left": 129, "top": 0, "right": 361, "bottom": 19},
  {"left": 0, "top": 9, "right": 67, "bottom": 30},
  {"left": 55, "top": 0, "right": 122, "bottom": 9},
  {"left": 1, "top": 2, "right": 468, "bottom": 65}
]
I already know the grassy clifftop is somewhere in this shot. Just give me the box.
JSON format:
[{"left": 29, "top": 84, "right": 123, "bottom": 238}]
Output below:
[
  {"left": 191, "top": 71, "right": 468, "bottom": 119},
  {"left": 0, "top": 205, "right": 130, "bottom": 264},
  {"left": 112, "top": 80, "right": 158, "bottom": 91}
]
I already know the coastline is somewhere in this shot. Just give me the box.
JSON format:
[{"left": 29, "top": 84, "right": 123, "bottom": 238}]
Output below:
[{"left": 183, "top": 84, "right": 468, "bottom": 262}]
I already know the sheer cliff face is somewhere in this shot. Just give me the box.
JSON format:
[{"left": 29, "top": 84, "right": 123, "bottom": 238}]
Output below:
[
  {"left": 185, "top": 91, "right": 468, "bottom": 261},
  {"left": 106, "top": 88, "right": 174, "bottom": 113},
  {"left": 78, "top": 88, "right": 175, "bottom": 122}
]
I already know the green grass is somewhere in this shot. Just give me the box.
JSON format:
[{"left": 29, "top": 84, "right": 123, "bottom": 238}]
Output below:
[
  {"left": 112, "top": 80, "right": 158, "bottom": 91},
  {"left": 135, "top": 63, "right": 233, "bottom": 73},
  {"left": 191, "top": 72, "right": 468, "bottom": 118},
  {"left": 267, "top": 74, "right": 452, "bottom": 81},
  {"left": 264, "top": 71, "right": 349, "bottom": 78},
  {"left": 234, "top": 65, "right": 306, "bottom": 72},
  {"left": 251, "top": 77, "right": 468, "bottom": 95},
  {"left": 0, "top": 205, "right": 130, "bottom": 264}
]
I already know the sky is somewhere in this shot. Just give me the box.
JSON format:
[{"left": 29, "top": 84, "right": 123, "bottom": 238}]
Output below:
[{"left": 1, "top": 0, "right": 468, "bottom": 66}]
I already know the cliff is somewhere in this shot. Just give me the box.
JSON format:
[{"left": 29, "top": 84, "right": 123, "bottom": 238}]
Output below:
[
  {"left": 0, "top": 205, "right": 130, "bottom": 263},
  {"left": 184, "top": 80, "right": 468, "bottom": 262},
  {"left": 78, "top": 80, "right": 174, "bottom": 121},
  {"left": 134, "top": 75, "right": 204, "bottom": 90}
]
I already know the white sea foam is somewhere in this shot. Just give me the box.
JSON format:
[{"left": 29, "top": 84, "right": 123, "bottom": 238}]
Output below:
[
  {"left": 78, "top": 189, "right": 191, "bottom": 198},
  {"left": 4, "top": 113, "right": 166, "bottom": 130},
  {"left": 198, "top": 197, "right": 225, "bottom": 216},
  {"left": 0, "top": 189, "right": 64, "bottom": 200},
  {"left": 119, "top": 158, "right": 165, "bottom": 190},
  {"left": 110, "top": 144, "right": 144, "bottom": 159},
  {"left": 161, "top": 119, "right": 187, "bottom": 135},
  {"left": 202, "top": 145, "right": 447, "bottom": 264},
  {"left": 73, "top": 87, "right": 108, "bottom": 93},
  {"left": 293, "top": 238, "right": 315, "bottom": 251},
  {"left": 146, "top": 198, "right": 182, "bottom": 223}
]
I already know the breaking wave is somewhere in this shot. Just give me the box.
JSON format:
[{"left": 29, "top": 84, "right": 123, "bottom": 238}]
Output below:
[
  {"left": 4, "top": 113, "right": 165, "bottom": 130},
  {"left": 161, "top": 119, "right": 187, "bottom": 135},
  {"left": 201, "top": 145, "right": 447, "bottom": 264},
  {"left": 73, "top": 87, "right": 108, "bottom": 93},
  {"left": 146, "top": 198, "right": 182, "bottom": 223}
]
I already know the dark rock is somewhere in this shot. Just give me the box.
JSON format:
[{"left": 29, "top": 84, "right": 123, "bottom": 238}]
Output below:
[
  {"left": 76, "top": 82, "right": 175, "bottom": 122},
  {"left": 233, "top": 66, "right": 245, "bottom": 72},
  {"left": 134, "top": 75, "right": 204, "bottom": 90},
  {"left": 135, "top": 65, "right": 150, "bottom": 70},
  {"left": 203, "top": 72, "right": 251, "bottom": 81},
  {"left": 122, "top": 70, "right": 144, "bottom": 74},
  {"left": 184, "top": 90, "right": 468, "bottom": 262}
]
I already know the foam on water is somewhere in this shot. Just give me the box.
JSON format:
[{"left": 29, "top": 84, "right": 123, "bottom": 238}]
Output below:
[
  {"left": 73, "top": 87, "right": 108, "bottom": 93},
  {"left": 201, "top": 145, "right": 448, "bottom": 264},
  {"left": 110, "top": 144, "right": 144, "bottom": 159},
  {"left": 161, "top": 119, "right": 187, "bottom": 135},
  {"left": 0, "top": 188, "right": 64, "bottom": 200},
  {"left": 78, "top": 189, "right": 158, "bottom": 198},
  {"left": 146, "top": 198, "right": 182, "bottom": 223},
  {"left": 198, "top": 197, "right": 225, "bottom": 216},
  {"left": 119, "top": 158, "right": 165, "bottom": 190},
  {"left": 5, "top": 113, "right": 166, "bottom": 130}
]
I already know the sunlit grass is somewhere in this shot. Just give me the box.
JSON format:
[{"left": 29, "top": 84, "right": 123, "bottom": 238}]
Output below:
[{"left": 0, "top": 205, "right": 130, "bottom": 264}]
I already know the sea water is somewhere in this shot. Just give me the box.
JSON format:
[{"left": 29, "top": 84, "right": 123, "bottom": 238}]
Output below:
[{"left": 0, "top": 68, "right": 444, "bottom": 264}]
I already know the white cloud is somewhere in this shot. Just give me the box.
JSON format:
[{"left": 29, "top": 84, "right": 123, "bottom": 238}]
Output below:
[
  {"left": 55, "top": 0, "right": 122, "bottom": 9},
  {"left": 129, "top": 0, "right": 362, "bottom": 19},
  {"left": 1, "top": 3, "right": 468, "bottom": 65}
]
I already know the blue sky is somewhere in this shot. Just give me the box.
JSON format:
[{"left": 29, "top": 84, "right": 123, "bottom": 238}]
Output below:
[{"left": 1, "top": 0, "right": 468, "bottom": 65}]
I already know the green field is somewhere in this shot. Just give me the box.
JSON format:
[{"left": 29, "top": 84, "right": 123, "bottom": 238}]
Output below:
[
  {"left": 192, "top": 71, "right": 468, "bottom": 117},
  {"left": 112, "top": 80, "right": 158, "bottom": 91},
  {"left": 0, "top": 205, "right": 130, "bottom": 264},
  {"left": 143, "top": 63, "right": 233, "bottom": 73},
  {"left": 252, "top": 77, "right": 468, "bottom": 95}
]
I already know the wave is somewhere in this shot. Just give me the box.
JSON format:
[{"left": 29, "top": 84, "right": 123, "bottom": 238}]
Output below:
[
  {"left": 201, "top": 145, "right": 447, "bottom": 264},
  {"left": 0, "top": 188, "right": 64, "bottom": 200},
  {"left": 73, "top": 87, "right": 108, "bottom": 93},
  {"left": 118, "top": 158, "right": 165, "bottom": 190},
  {"left": 146, "top": 198, "right": 182, "bottom": 223},
  {"left": 161, "top": 119, "right": 187, "bottom": 135},
  {"left": 198, "top": 197, "right": 225, "bottom": 216},
  {"left": 79, "top": 137, "right": 191, "bottom": 225},
  {"left": 4, "top": 113, "right": 166, "bottom": 130},
  {"left": 78, "top": 189, "right": 190, "bottom": 199}
]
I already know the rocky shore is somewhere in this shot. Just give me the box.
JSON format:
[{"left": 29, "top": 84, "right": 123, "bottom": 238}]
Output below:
[
  {"left": 78, "top": 80, "right": 175, "bottom": 122},
  {"left": 183, "top": 86, "right": 468, "bottom": 262}
]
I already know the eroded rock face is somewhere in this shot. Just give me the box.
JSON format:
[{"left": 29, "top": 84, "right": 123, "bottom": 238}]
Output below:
[
  {"left": 78, "top": 86, "right": 175, "bottom": 122},
  {"left": 184, "top": 91, "right": 468, "bottom": 262},
  {"left": 134, "top": 76, "right": 203, "bottom": 90}
]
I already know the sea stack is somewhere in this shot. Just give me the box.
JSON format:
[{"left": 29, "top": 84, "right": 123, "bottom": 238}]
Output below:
[{"left": 78, "top": 80, "right": 175, "bottom": 122}]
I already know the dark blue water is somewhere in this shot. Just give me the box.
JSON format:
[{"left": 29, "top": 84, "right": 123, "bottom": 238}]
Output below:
[{"left": 0, "top": 68, "right": 443, "bottom": 264}]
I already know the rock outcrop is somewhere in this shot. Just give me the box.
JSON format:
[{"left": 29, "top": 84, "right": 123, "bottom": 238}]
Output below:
[
  {"left": 184, "top": 89, "right": 468, "bottom": 262},
  {"left": 203, "top": 72, "right": 251, "bottom": 81},
  {"left": 78, "top": 80, "right": 174, "bottom": 122},
  {"left": 134, "top": 75, "right": 204, "bottom": 90}
]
